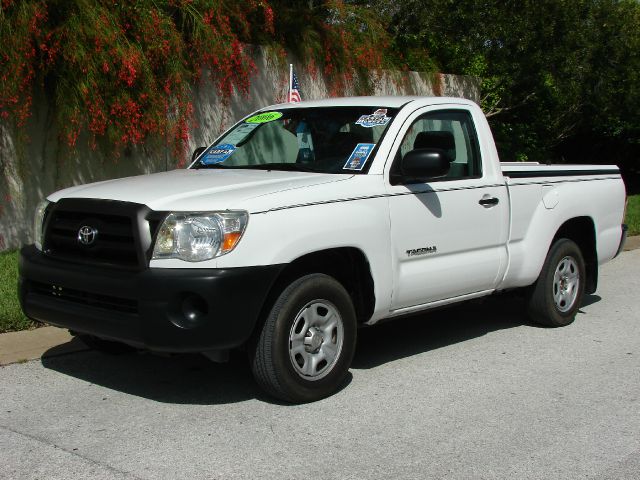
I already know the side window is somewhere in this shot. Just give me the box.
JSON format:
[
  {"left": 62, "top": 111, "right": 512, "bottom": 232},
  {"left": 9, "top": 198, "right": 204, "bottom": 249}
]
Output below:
[{"left": 396, "top": 110, "right": 482, "bottom": 180}]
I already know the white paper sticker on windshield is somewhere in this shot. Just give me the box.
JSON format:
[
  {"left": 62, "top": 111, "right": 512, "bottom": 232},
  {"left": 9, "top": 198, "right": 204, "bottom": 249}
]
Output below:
[
  {"left": 223, "top": 123, "right": 260, "bottom": 146},
  {"left": 343, "top": 143, "right": 375, "bottom": 171},
  {"left": 355, "top": 109, "right": 391, "bottom": 128}
]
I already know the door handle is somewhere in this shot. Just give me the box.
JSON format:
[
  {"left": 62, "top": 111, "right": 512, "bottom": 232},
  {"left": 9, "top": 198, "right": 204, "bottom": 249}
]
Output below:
[{"left": 479, "top": 196, "right": 499, "bottom": 207}]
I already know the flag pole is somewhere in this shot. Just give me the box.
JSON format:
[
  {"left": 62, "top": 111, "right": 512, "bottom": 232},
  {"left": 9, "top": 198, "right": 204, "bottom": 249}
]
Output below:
[{"left": 289, "top": 63, "right": 293, "bottom": 103}]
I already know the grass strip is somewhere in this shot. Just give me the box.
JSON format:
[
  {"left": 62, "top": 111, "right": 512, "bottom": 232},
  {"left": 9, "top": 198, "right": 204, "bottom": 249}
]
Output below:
[
  {"left": 625, "top": 194, "right": 640, "bottom": 236},
  {"left": 0, "top": 250, "right": 35, "bottom": 333}
]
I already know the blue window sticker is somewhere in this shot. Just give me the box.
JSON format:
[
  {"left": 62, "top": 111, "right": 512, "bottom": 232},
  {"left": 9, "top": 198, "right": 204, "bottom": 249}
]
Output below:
[
  {"left": 343, "top": 143, "right": 376, "bottom": 171},
  {"left": 355, "top": 109, "right": 391, "bottom": 128},
  {"left": 202, "top": 143, "right": 236, "bottom": 164}
]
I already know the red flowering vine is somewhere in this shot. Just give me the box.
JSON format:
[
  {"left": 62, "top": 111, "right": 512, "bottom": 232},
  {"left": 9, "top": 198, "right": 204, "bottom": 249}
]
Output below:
[{"left": 0, "top": 0, "right": 398, "bottom": 164}]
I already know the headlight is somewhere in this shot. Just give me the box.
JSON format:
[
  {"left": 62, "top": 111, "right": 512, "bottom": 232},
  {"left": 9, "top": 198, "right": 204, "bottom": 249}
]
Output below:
[
  {"left": 34, "top": 199, "right": 50, "bottom": 251},
  {"left": 152, "top": 211, "right": 248, "bottom": 262}
]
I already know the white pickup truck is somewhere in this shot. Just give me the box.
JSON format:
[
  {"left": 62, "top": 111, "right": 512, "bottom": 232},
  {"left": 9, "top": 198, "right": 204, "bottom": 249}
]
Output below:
[{"left": 19, "top": 96, "right": 627, "bottom": 402}]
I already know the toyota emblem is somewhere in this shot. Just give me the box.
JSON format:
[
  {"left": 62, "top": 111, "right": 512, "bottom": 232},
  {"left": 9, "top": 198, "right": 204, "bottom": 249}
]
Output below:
[{"left": 77, "top": 225, "right": 98, "bottom": 246}]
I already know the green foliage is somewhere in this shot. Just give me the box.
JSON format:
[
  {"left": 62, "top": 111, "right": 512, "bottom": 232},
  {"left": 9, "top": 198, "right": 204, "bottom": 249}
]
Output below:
[
  {"left": 268, "top": 1, "right": 396, "bottom": 95},
  {"left": 0, "top": 0, "right": 396, "bottom": 162},
  {"left": 3, "top": 0, "right": 636, "bottom": 180},
  {"left": 1, "top": 0, "right": 276, "bottom": 162},
  {"left": 388, "top": 0, "right": 640, "bottom": 173},
  {"left": 0, "top": 250, "right": 34, "bottom": 333},
  {"left": 626, "top": 195, "right": 640, "bottom": 236}
]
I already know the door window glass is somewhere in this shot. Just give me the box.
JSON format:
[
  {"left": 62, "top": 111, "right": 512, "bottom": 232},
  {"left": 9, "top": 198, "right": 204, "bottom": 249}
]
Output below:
[{"left": 395, "top": 110, "right": 482, "bottom": 180}]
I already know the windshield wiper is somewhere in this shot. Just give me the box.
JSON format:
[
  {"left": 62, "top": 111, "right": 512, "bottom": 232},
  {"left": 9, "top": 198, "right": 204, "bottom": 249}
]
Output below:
[
  {"left": 193, "top": 162, "right": 324, "bottom": 173},
  {"left": 240, "top": 163, "right": 324, "bottom": 173},
  {"left": 193, "top": 162, "right": 230, "bottom": 169}
]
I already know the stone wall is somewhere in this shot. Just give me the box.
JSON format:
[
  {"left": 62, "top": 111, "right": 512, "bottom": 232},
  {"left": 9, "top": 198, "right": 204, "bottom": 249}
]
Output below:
[{"left": 0, "top": 47, "right": 479, "bottom": 251}]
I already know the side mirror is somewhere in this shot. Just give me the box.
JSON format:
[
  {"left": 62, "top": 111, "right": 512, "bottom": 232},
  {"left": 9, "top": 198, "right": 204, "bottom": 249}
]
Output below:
[
  {"left": 400, "top": 148, "right": 451, "bottom": 181},
  {"left": 191, "top": 146, "right": 207, "bottom": 163}
]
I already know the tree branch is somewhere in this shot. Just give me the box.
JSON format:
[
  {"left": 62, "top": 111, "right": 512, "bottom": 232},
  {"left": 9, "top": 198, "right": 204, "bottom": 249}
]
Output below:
[{"left": 484, "top": 92, "right": 536, "bottom": 118}]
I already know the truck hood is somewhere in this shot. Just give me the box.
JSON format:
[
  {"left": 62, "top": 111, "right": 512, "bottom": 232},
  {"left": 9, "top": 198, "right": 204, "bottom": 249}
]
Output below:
[{"left": 48, "top": 169, "right": 351, "bottom": 212}]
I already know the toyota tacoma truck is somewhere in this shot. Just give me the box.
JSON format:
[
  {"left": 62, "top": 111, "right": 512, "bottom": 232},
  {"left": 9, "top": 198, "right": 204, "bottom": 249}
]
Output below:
[{"left": 19, "top": 96, "right": 627, "bottom": 402}]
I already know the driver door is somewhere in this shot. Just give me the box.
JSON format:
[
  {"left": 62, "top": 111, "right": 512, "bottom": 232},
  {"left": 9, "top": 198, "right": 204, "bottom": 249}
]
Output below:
[{"left": 386, "top": 107, "right": 508, "bottom": 311}]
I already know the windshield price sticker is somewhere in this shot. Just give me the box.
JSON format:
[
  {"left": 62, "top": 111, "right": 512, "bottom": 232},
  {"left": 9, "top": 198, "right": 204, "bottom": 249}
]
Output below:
[
  {"left": 245, "top": 111, "right": 283, "bottom": 124},
  {"left": 343, "top": 143, "right": 376, "bottom": 171},
  {"left": 223, "top": 123, "right": 260, "bottom": 145},
  {"left": 202, "top": 143, "right": 236, "bottom": 164},
  {"left": 355, "top": 109, "right": 391, "bottom": 128}
]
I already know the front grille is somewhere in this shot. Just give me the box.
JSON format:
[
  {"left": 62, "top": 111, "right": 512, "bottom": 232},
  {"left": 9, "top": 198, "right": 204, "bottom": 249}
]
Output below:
[
  {"left": 30, "top": 281, "right": 138, "bottom": 314},
  {"left": 47, "top": 210, "right": 138, "bottom": 266},
  {"left": 43, "top": 199, "right": 154, "bottom": 270}
]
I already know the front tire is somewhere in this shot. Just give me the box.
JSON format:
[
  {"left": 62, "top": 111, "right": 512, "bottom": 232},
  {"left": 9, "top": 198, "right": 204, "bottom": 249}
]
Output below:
[
  {"left": 527, "top": 238, "right": 586, "bottom": 327},
  {"left": 250, "top": 274, "right": 357, "bottom": 403}
]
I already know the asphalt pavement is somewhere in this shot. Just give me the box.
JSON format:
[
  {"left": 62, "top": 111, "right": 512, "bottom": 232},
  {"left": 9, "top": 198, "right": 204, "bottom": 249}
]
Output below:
[{"left": 1, "top": 250, "right": 639, "bottom": 480}]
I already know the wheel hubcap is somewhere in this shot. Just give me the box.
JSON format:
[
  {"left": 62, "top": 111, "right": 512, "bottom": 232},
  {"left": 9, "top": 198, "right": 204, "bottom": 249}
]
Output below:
[
  {"left": 553, "top": 256, "right": 580, "bottom": 313},
  {"left": 289, "top": 301, "right": 344, "bottom": 381}
]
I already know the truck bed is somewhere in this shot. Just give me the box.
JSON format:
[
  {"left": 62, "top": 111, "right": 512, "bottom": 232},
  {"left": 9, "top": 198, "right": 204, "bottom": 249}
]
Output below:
[{"left": 498, "top": 162, "right": 625, "bottom": 291}]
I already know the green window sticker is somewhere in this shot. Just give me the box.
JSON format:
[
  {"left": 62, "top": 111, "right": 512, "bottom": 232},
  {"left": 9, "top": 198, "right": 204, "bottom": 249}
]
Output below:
[{"left": 245, "top": 111, "right": 283, "bottom": 124}]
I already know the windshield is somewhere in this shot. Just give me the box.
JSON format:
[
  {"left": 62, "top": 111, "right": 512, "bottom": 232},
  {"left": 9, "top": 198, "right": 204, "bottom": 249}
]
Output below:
[{"left": 191, "top": 106, "right": 399, "bottom": 173}]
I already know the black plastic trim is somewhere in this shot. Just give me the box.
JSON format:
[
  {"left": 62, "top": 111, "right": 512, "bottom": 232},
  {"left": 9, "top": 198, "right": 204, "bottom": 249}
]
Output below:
[
  {"left": 19, "top": 245, "right": 284, "bottom": 352},
  {"left": 43, "top": 198, "right": 150, "bottom": 271},
  {"left": 479, "top": 197, "right": 499, "bottom": 206},
  {"left": 503, "top": 169, "right": 620, "bottom": 178},
  {"left": 614, "top": 224, "right": 628, "bottom": 258}
]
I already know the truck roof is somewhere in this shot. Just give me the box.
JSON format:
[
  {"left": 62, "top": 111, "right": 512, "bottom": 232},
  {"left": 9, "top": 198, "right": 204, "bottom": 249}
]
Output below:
[{"left": 261, "top": 96, "right": 477, "bottom": 110}]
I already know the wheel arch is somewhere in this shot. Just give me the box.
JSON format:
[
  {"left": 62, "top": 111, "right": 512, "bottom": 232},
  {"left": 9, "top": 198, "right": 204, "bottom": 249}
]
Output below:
[
  {"left": 255, "top": 247, "right": 376, "bottom": 333},
  {"left": 551, "top": 216, "right": 597, "bottom": 294}
]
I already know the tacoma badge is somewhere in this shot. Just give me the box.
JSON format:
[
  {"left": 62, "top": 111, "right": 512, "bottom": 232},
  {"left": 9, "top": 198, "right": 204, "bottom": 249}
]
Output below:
[{"left": 406, "top": 246, "right": 437, "bottom": 257}]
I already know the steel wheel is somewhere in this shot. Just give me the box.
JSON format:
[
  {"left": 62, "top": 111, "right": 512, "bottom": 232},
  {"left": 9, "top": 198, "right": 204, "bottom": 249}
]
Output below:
[
  {"left": 288, "top": 301, "right": 344, "bottom": 380},
  {"left": 250, "top": 273, "right": 357, "bottom": 403},
  {"left": 553, "top": 256, "right": 580, "bottom": 313},
  {"left": 527, "top": 238, "right": 586, "bottom": 327}
]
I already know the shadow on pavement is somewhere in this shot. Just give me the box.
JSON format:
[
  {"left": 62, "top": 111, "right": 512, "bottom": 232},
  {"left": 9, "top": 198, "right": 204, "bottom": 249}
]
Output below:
[
  {"left": 41, "top": 336, "right": 89, "bottom": 358},
  {"left": 40, "top": 293, "right": 601, "bottom": 404},
  {"left": 41, "top": 347, "right": 264, "bottom": 405},
  {"left": 41, "top": 340, "right": 353, "bottom": 406},
  {"left": 352, "top": 294, "right": 533, "bottom": 370},
  {"left": 580, "top": 294, "right": 602, "bottom": 308},
  {"left": 353, "top": 293, "right": 602, "bottom": 370}
]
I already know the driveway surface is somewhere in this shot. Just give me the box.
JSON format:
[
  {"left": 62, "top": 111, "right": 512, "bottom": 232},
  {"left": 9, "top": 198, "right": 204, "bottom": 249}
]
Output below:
[{"left": 1, "top": 250, "right": 639, "bottom": 480}]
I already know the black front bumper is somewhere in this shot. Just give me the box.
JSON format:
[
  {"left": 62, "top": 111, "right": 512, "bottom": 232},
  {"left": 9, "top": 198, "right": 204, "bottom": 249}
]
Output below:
[{"left": 19, "top": 245, "right": 283, "bottom": 352}]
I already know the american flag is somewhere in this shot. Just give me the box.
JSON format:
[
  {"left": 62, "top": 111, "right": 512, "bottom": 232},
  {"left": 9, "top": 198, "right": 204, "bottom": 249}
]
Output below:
[{"left": 289, "top": 70, "right": 302, "bottom": 103}]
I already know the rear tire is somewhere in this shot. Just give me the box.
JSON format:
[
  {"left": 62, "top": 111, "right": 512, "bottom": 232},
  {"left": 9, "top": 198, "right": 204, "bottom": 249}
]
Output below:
[
  {"left": 250, "top": 273, "right": 357, "bottom": 403},
  {"left": 527, "top": 238, "right": 586, "bottom": 327}
]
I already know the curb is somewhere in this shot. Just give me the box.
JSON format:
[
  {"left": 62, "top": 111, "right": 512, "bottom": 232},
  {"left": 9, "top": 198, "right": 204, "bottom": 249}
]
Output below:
[
  {"left": 0, "top": 326, "right": 88, "bottom": 366},
  {"left": 623, "top": 234, "right": 640, "bottom": 252},
  {"left": 1, "top": 236, "right": 639, "bottom": 367}
]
